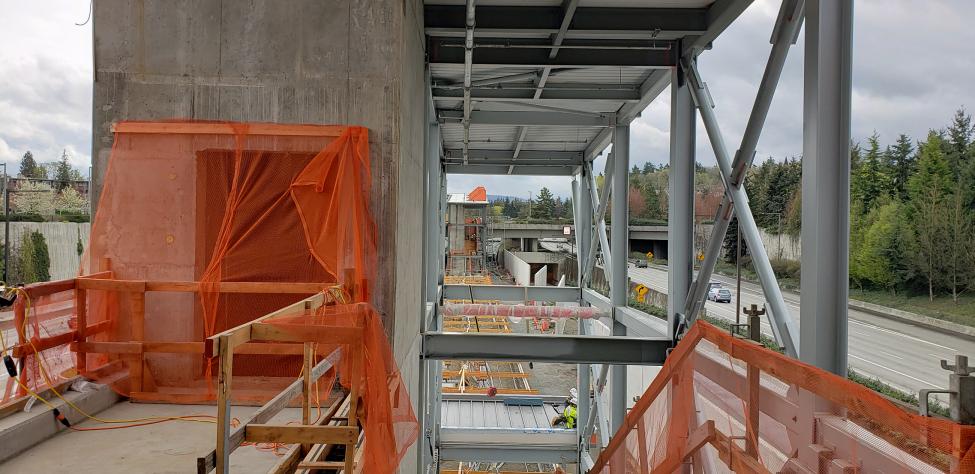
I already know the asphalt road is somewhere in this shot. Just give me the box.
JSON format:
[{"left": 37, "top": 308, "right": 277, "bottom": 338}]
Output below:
[{"left": 628, "top": 263, "right": 975, "bottom": 402}]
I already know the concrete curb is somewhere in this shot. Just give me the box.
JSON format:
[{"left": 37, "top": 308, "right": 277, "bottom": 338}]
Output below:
[
  {"left": 848, "top": 300, "right": 975, "bottom": 342},
  {"left": 0, "top": 382, "right": 120, "bottom": 462}
]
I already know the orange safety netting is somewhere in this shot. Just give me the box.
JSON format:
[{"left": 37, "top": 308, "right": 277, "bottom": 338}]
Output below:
[
  {"left": 591, "top": 321, "right": 975, "bottom": 473},
  {"left": 7, "top": 121, "right": 414, "bottom": 472}
]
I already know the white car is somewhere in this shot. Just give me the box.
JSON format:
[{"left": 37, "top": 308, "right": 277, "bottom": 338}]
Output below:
[{"left": 707, "top": 287, "right": 733, "bottom": 303}]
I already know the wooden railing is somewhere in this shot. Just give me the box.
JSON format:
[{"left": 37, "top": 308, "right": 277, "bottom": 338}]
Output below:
[{"left": 3, "top": 258, "right": 331, "bottom": 404}]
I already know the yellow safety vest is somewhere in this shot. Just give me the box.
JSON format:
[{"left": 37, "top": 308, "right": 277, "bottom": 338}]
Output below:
[{"left": 564, "top": 405, "right": 577, "bottom": 429}]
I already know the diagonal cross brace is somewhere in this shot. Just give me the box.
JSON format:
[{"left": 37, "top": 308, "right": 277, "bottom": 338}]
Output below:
[
  {"left": 679, "top": 0, "right": 804, "bottom": 358},
  {"left": 583, "top": 156, "right": 614, "bottom": 286}
]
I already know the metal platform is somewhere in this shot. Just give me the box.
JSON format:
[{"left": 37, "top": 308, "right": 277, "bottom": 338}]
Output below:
[{"left": 439, "top": 395, "right": 577, "bottom": 464}]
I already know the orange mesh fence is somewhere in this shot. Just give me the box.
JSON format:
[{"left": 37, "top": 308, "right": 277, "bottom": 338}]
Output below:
[
  {"left": 591, "top": 321, "right": 975, "bottom": 473},
  {"left": 264, "top": 302, "right": 417, "bottom": 473},
  {"left": 0, "top": 120, "right": 417, "bottom": 471}
]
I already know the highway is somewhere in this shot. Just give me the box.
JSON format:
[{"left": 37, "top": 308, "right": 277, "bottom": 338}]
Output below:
[{"left": 628, "top": 263, "right": 975, "bottom": 402}]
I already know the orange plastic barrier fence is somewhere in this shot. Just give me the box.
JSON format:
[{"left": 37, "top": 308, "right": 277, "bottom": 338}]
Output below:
[
  {"left": 591, "top": 321, "right": 975, "bottom": 473},
  {"left": 2, "top": 121, "right": 416, "bottom": 473}
]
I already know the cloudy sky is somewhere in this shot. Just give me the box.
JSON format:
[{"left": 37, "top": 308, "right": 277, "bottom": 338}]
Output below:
[{"left": 1, "top": 1, "right": 972, "bottom": 193}]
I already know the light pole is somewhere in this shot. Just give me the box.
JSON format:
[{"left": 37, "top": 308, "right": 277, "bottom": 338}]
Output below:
[{"left": 527, "top": 191, "right": 532, "bottom": 220}]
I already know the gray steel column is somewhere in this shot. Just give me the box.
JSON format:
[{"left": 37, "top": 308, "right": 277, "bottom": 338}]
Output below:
[
  {"left": 425, "top": 122, "right": 442, "bottom": 305},
  {"left": 801, "top": 0, "right": 853, "bottom": 375},
  {"left": 669, "top": 68, "right": 695, "bottom": 340},
  {"left": 610, "top": 125, "right": 629, "bottom": 434},
  {"left": 575, "top": 169, "right": 593, "bottom": 462}
]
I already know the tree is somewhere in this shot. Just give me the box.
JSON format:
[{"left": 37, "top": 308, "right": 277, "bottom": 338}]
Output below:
[
  {"left": 54, "top": 150, "right": 74, "bottom": 192},
  {"left": 13, "top": 230, "right": 50, "bottom": 284},
  {"left": 12, "top": 181, "right": 55, "bottom": 215},
  {"left": 54, "top": 187, "right": 89, "bottom": 213},
  {"left": 886, "top": 134, "right": 916, "bottom": 200},
  {"left": 946, "top": 181, "right": 975, "bottom": 302},
  {"left": 851, "top": 133, "right": 893, "bottom": 212},
  {"left": 944, "top": 108, "right": 973, "bottom": 177},
  {"left": 723, "top": 217, "right": 747, "bottom": 263},
  {"left": 907, "top": 132, "right": 953, "bottom": 300},
  {"left": 851, "top": 199, "right": 904, "bottom": 293},
  {"left": 533, "top": 187, "right": 557, "bottom": 220},
  {"left": 19, "top": 151, "right": 44, "bottom": 179},
  {"left": 641, "top": 162, "right": 656, "bottom": 174},
  {"left": 627, "top": 186, "right": 646, "bottom": 218},
  {"left": 783, "top": 187, "right": 801, "bottom": 236},
  {"left": 631, "top": 165, "right": 641, "bottom": 175}
]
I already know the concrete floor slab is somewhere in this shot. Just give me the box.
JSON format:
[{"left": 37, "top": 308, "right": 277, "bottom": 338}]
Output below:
[{"left": 0, "top": 401, "right": 308, "bottom": 473}]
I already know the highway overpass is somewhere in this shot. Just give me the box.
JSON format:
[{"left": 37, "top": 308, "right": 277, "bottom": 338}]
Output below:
[{"left": 489, "top": 223, "right": 668, "bottom": 256}]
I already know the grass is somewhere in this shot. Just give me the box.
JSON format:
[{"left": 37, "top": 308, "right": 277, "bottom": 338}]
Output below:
[
  {"left": 625, "top": 300, "right": 951, "bottom": 418},
  {"left": 706, "top": 260, "right": 975, "bottom": 327},
  {"left": 851, "top": 288, "right": 975, "bottom": 327}
]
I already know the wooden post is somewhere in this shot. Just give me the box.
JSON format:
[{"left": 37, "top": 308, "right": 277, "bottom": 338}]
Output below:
[
  {"left": 346, "top": 347, "right": 361, "bottom": 473},
  {"left": 216, "top": 334, "right": 234, "bottom": 474},
  {"left": 129, "top": 290, "right": 146, "bottom": 392},
  {"left": 75, "top": 287, "right": 87, "bottom": 374},
  {"left": 13, "top": 297, "right": 26, "bottom": 397},
  {"left": 301, "top": 342, "right": 313, "bottom": 454},
  {"left": 743, "top": 304, "right": 765, "bottom": 458}
]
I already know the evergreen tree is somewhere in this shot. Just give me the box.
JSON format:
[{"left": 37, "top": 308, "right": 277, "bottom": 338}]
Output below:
[
  {"left": 852, "top": 199, "right": 904, "bottom": 293},
  {"left": 946, "top": 180, "right": 975, "bottom": 302},
  {"left": 54, "top": 150, "right": 74, "bottom": 192},
  {"left": 30, "top": 231, "right": 50, "bottom": 283},
  {"left": 641, "top": 162, "right": 656, "bottom": 174},
  {"left": 631, "top": 165, "right": 641, "bottom": 175},
  {"left": 907, "top": 131, "right": 953, "bottom": 300},
  {"left": 19, "top": 151, "right": 39, "bottom": 178},
  {"left": 533, "top": 187, "right": 557, "bottom": 220},
  {"left": 723, "top": 217, "right": 747, "bottom": 263},
  {"left": 944, "top": 108, "right": 973, "bottom": 177},
  {"left": 886, "top": 134, "right": 916, "bottom": 200},
  {"left": 851, "top": 133, "right": 893, "bottom": 211}
]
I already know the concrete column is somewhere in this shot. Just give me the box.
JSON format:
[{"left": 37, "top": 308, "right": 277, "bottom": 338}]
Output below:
[
  {"left": 610, "top": 125, "right": 630, "bottom": 434},
  {"left": 801, "top": 0, "right": 853, "bottom": 376},
  {"left": 668, "top": 68, "right": 696, "bottom": 340}
]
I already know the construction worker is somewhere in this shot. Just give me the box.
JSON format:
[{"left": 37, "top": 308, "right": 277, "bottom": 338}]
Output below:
[{"left": 551, "top": 394, "right": 578, "bottom": 428}]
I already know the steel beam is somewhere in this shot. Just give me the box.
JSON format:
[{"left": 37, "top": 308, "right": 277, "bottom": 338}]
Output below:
[
  {"left": 433, "top": 85, "right": 641, "bottom": 102},
  {"left": 443, "top": 164, "right": 577, "bottom": 176},
  {"left": 683, "top": 58, "right": 799, "bottom": 357},
  {"left": 801, "top": 0, "right": 853, "bottom": 376},
  {"left": 668, "top": 67, "right": 696, "bottom": 340},
  {"left": 428, "top": 38, "right": 677, "bottom": 69},
  {"left": 683, "top": 0, "right": 804, "bottom": 327},
  {"left": 444, "top": 149, "right": 582, "bottom": 161},
  {"left": 439, "top": 110, "right": 612, "bottom": 127},
  {"left": 609, "top": 125, "right": 629, "bottom": 435},
  {"left": 438, "top": 445, "right": 577, "bottom": 464},
  {"left": 422, "top": 333, "right": 670, "bottom": 365},
  {"left": 424, "top": 5, "right": 708, "bottom": 40},
  {"left": 576, "top": 170, "right": 593, "bottom": 288},
  {"left": 442, "top": 284, "right": 581, "bottom": 302},
  {"left": 582, "top": 0, "right": 752, "bottom": 161}
]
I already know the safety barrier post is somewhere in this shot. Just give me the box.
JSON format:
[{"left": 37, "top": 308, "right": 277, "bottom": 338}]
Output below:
[{"left": 75, "top": 286, "right": 87, "bottom": 374}]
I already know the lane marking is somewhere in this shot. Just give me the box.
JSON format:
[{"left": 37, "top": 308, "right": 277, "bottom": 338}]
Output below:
[{"left": 849, "top": 355, "right": 942, "bottom": 388}]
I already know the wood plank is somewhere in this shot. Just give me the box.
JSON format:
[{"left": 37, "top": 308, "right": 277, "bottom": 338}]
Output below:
[
  {"left": 145, "top": 281, "right": 328, "bottom": 294},
  {"left": 244, "top": 425, "right": 359, "bottom": 445},
  {"left": 129, "top": 291, "right": 146, "bottom": 392},
  {"left": 647, "top": 420, "right": 716, "bottom": 473},
  {"left": 215, "top": 334, "right": 233, "bottom": 474},
  {"left": 195, "top": 351, "right": 343, "bottom": 473},
  {"left": 76, "top": 278, "right": 147, "bottom": 292},
  {"left": 75, "top": 288, "right": 87, "bottom": 373},
  {"left": 208, "top": 293, "right": 325, "bottom": 357},
  {"left": 72, "top": 341, "right": 308, "bottom": 356},
  {"left": 112, "top": 122, "right": 348, "bottom": 137},
  {"left": 442, "top": 370, "right": 530, "bottom": 378},
  {"left": 24, "top": 278, "right": 76, "bottom": 298},
  {"left": 250, "top": 323, "right": 361, "bottom": 345},
  {"left": 78, "top": 270, "right": 112, "bottom": 280},
  {"left": 296, "top": 461, "right": 347, "bottom": 469},
  {"left": 709, "top": 427, "right": 770, "bottom": 474},
  {"left": 12, "top": 331, "right": 76, "bottom": 358}
]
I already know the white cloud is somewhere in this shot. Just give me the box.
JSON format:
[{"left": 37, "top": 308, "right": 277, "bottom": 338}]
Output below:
[{"left": 0, "top": 1, "right": 93, "bottom": 175}]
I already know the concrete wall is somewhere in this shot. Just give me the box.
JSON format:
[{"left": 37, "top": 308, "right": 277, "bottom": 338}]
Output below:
[
  {"left": 760, "top": 229, "right": 800, "bottom": 261},
  {"left": 533, "top": 265, "right": 547, "bottom": 287},
  {"left": 92, "top": 1, "right": 427, "bottom": 469},
  {"left": 502, "top": 250, "right": 532, "bottom": 286}
]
